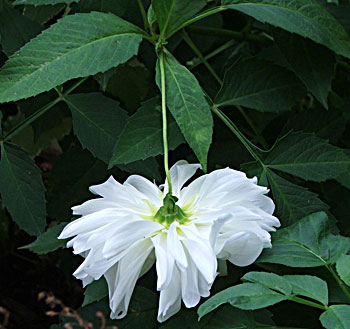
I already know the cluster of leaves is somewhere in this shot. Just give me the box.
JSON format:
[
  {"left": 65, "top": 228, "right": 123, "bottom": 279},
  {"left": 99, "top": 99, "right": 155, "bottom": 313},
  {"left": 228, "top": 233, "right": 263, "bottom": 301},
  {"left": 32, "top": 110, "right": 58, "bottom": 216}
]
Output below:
[{"left": 1, "top": 0, "right": 350, "bottom": 328}]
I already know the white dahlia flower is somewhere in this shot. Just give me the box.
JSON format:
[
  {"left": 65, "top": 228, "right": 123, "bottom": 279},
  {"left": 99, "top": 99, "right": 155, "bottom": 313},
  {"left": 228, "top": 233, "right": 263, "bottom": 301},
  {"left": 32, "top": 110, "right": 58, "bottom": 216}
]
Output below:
[{"left": 58, "top": 160, "right": 280, "bottom": 322}]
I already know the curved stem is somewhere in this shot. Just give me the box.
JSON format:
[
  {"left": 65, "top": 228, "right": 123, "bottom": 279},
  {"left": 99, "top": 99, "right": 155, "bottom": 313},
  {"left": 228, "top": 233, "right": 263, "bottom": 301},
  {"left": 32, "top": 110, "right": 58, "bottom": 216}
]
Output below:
[{"left": 159, "top": 51, "right": 173, "bottom": 195}]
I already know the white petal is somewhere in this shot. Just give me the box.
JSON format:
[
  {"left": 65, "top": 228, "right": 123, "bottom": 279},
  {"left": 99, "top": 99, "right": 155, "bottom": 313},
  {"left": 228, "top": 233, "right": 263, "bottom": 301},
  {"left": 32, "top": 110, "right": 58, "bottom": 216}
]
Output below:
[
  {"left": 102, "top": 220, "right": 162, "bottom": 258},
  {"left": 89, "top": 176, "right": 123, "bottom": 198},
  {"left": 152, "top": 233, "right": 175, "bottom": 290},
  {"left": 209, "top": 214, "right": 231, "bottom": 248},
  {"left": 180, "top": 254, "right": 200, "bottom": 308},
  {"left": 164, "top": 160, "right": 201, "bottom": 197},
  {"left": 58, "top": 209, "right": 121, "bottom": 239},
  {"left": 72, "top": 198, "right": 119, "bottom": 216},
  {"left": 167, "top": 222, "right": 188, "bottom": 270},
  {"left": 218, "top": 230, "right": 266, "bottom": 266},
  {"left": 157, "top": 265, "right": 182, "bottom": 322},
  {"left": 125, "top": 175, "right": 163, "bottom": 207},
  {"left": 109, "top": 238, "right": 154, "bottom": 319}
]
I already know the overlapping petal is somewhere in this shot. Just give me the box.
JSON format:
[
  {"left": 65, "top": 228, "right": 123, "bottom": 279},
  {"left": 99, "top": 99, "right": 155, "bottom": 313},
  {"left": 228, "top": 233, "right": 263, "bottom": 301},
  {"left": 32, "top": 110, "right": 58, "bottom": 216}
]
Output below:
[{"left": 59, "top": 160, "right": 280, "bottom": 323}]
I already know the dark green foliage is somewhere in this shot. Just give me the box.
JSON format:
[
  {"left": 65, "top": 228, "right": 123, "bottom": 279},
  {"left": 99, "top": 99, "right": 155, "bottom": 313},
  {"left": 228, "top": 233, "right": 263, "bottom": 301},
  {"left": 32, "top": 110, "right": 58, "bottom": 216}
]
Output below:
[{"left": 1, "top": 0, "right": 350, "bottom": 328}]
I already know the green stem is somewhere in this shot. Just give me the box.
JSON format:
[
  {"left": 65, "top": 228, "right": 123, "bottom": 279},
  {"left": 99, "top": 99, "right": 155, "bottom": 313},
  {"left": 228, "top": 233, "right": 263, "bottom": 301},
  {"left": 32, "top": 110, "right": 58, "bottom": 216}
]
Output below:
[
  {"left": 2, "top": 98, "right": 60, "bottom": 142},
  {"left": 186, "top": 25, "right": 271, "bottom": 45},
  {"left": 136, "top": 0, "right": 150, "bottom": 32},
  {"left": 187, "top": 39, "right": 236, "bottom": 69},
  {"left": 327, "top": 265, "right": 350, "bottom": 303},
  {"left": 2, "top": 77, "right": 88, "bottom": 142},
  {"left": 168, "top": 6, "right": 227, "bottom": 38},
  {"left": 288, "top": 296, "right": 328, "bottom": 311},
  {"left": 159, "top": 51, "right": 173, "bottom": 195},
  {"left": 237, "top": 105, "right": 269, "bottom": 149},
  {"left": 182, "top": 30, "right": 223, "bottom": 85}
]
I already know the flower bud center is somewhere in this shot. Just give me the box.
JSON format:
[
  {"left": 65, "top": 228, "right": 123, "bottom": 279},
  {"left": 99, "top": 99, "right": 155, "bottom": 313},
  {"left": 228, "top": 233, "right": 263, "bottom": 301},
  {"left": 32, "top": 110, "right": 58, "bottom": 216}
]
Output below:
[{"left": 154, "top": 193, "right": 188, "bottom": 227}]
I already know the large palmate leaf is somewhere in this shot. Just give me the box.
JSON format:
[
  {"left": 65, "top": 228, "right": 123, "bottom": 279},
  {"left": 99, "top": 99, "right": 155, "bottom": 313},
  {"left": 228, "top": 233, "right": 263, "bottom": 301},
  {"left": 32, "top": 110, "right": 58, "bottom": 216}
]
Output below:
[
  {"left": 215, "top": 57, "right": 305, "bottom": 112},
  {"left": 0, "top": 0, "right": 42, "bottom": 56},
  {"left": 223, "top": 0, "right": 350, "bottom": 58},
  {"left": 320, "top": 305, "right": 350, "bottom": 329},
  {"left": 21, "top": 222, "right": 68, "bottom": 254},
  {"left": 262, "top": 132, "right": 350, "bottom": 182},
  {"left": 13, "top": 0, "right": 79, "bottom": 5},
  {"left": 274, "top": 30, "right": 335, "bottom": 109},
  {"left": 152, "top": 0, "right": 206, "bottom": 38},
  {"left": 65, "top": 92, "right": 128, "bottom": 163},
  {"left": 259, "top": 211, "right": 350, "bottom": 267},
  {"left": 267, "top": 170, "right": 328, "bottom": 226},
  {"left": 198, "top": 282, "right": 289, "bottom": 319},
  {"left": 156, "top": 52, "right": 213, "bottom": 171},
  {"left": 243, "top": 272, "right": 328, "bottom": 305},
  {"left": 109, "top": 97, "right": 184, "bottom": 166},
  {"left": 0, "top": 143, "right": 46, "bottom": 236},
  {"left": 0, "top": 12, "right": 145, "bottom": 103}
]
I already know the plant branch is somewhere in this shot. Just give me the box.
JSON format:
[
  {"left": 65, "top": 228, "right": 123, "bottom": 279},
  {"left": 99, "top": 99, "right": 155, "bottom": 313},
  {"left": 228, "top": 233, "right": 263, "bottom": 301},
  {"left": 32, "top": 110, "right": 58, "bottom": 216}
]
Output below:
[
  {"left": 136, "top": 0, "right": 150, "bottom": 32},
  {"left": 2, "top": 77, "right": 89, "bottom": 142},
  {"left": 182, "top": 30, "right": 222, "bottom": 85},
  {"left": 186, "top": 25, "right": 271, "bottom": 45},
  {"left": 326, "top": 264, "right": 350, "bottom": 303},
  {"left": 168, "top": 6, "right": 227, "bottom": 38}
]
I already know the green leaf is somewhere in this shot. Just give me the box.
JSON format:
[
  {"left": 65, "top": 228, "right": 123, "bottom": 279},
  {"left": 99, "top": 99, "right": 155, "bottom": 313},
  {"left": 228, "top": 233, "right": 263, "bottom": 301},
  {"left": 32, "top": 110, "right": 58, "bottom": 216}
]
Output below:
[
  {"left": 263, "top": 132, "right": 350, "bottom": 182},
  {"left": 0, "top": 143, "right": 46, "bottom": 236},
  {"left": 336, "top": 254, "right": 350, "bottom": 287},
  {"left": 223, "top": 0, "right": 350, "bottom": 58},
  {"left": 156, "top": 52, "right": 213, "bottom": 171},
  {"left": 258, "top": 211, "right": 350, "bottom": 267},
  {"left": 267, "top": 170, "right": 328, "bottom": 226},
  {"left": 274, "top": 30, "right": 336, "bottom": 109},
  {"left": 13, "top": 0, "right": 79, "bottom": 6},
  {"left": 320, "top": 305, "right": 350, "bottom": 329},
  {"left": 109, "top": 97, "right": 184, "bottom": 166},
  {"left": 0, "top": 1, "right": 42, "bottom": 56},
  {"left": 284, "top": 275, "right": 329, "bottom": 306},
  {"left": 0, "top": 12, "right": 145, "bottom": 103},
  {"left": 198, "top": 282, "right": 288, "bottom": 319},
  {"left": 242, "top": 272, "right": 293, "bottom": 295},
  {"left": 82, "top": 277, "right": 108, "bottom": 307},
  {"left": 20, "top": 222, "right": 68, "bottom": 254},
  {"left": 65, "top": 92, "right": 128, "bottom": 163},
  {"left": 152, "top": 0, "right": 206, "bottom": 38},
  {"left": 215, "top": 57, "right": 306, "bottom": 112}
]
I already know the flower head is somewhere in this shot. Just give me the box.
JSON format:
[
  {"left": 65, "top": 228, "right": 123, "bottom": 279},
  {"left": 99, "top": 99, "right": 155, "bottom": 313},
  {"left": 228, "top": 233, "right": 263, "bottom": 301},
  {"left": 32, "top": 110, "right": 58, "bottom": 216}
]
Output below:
[{"left": 59, "top": 160, "right": 280, "bottom": 322}]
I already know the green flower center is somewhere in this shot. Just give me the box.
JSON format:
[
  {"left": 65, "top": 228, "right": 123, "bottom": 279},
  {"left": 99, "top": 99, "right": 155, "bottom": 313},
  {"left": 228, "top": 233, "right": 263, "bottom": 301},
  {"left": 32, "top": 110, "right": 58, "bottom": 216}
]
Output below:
[{"left": 154, "top": 193, "right": 189, "bottom": 227}]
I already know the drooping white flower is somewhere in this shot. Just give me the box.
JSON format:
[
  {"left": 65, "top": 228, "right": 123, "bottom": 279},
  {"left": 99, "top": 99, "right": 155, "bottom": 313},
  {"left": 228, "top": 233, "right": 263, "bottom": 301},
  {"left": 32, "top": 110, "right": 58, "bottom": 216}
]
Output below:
[{"left": 58, "top": 160, "right": 280, "bottom": 322}]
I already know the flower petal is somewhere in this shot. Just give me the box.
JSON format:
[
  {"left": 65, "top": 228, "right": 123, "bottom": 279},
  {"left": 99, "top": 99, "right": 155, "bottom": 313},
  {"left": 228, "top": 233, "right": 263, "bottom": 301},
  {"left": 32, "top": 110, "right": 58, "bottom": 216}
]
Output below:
[
  {"left": 109, "top": 238, "right": 154, "bottom": 319},
  {"left": 152, "top": 233, "right": 175, "bottom": 290},
  {"left": 164, "top": 160, "right": 201, "bottom": 197},
  {"left": 167, "top": 222, "right": 188, "bottom": 270},
  {"left": 157, "top": 265, "right": 182, "bottom": 322},
  {"left": 125, "top": 175, "right": 163, "bottom": 207}
]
